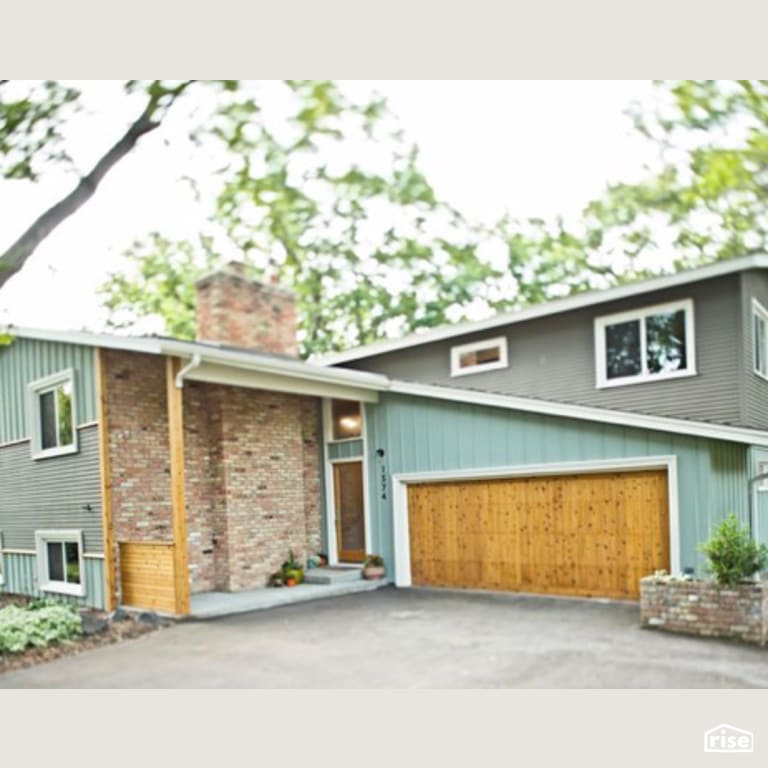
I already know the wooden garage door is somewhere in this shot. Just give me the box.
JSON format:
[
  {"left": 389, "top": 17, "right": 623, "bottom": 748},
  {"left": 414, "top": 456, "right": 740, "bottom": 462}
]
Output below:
[{"left": 408, "top": 470, "right": 669, "bottom": 600}]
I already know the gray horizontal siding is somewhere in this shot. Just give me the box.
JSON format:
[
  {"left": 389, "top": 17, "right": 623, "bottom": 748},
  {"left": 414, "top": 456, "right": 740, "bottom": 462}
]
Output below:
[
  {"left": 741, "top": 270, "right": 768, "bottom": 429},
  {"left": 345, "top": 275, "right": 745, "bottom": 426},
  {"left": 0, "top": 425, "right": 103, "bottom": 552}
]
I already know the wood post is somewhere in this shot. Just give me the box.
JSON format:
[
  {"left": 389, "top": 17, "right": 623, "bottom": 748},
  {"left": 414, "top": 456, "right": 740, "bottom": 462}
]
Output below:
[
  {"left": 95, "top": 348, "right": 117, "bottom": 612},
  {"left": 166, "top": 356, "right": 190, "bottom": 616}
]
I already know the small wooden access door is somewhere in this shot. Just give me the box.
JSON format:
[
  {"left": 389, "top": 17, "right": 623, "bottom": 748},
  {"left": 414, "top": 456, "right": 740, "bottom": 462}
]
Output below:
[{"left": 333, "top": 460, "right": 366, "bottom": 562}]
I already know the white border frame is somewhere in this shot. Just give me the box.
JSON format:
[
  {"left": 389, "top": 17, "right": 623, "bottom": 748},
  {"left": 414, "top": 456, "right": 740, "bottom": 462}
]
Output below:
[
  {"left": 322, "top": 399, "right": 371, "bottom": 565},
  {"left": 35, "top": 529, "right": 86, "bottom": 597},
  {"left": 450, "top": 336, "right": 508, "bottom": 378},
  {"left": 27, "top": 368, "right": 78, "bottom": 460},
  {"left": 594, "top": 298, "right": 696, "bottom": 389},
  {"left": 392, "top": 455, "right": 680, "bottom": 588},
  {"left": 752, "top": 298, "right": 768, "bottom": 382}
]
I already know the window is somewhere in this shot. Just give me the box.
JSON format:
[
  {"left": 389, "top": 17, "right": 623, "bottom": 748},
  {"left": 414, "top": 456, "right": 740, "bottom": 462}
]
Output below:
[
  {"left": 753, "top": 300, "right": 768, "bottom": 380},
  {"left": 757, "top": 461, "right": 768, "bottom": 492},
  {"left": 28, "top": 370, "right": 77, "bottom": 459},
  {"left": 595, "top": 299, "right": 696, "bottom": 388},
  {"left": 450, "top": 336, "right": 508, "bottom": 377},
  {"left": 35, "top": 530, "right": 85, "bottom": 597},
  {"left": 331, "top": 399, "right": 362, "bottom": 441}
]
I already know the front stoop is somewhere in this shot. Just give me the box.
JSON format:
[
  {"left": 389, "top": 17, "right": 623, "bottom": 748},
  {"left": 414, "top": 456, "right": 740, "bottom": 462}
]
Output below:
[
  {"left": 303, "top": 566, "right": 363, "bottom": 585},
  {"left": 189, "top": 578, "right": 387, "bottom": 619}
]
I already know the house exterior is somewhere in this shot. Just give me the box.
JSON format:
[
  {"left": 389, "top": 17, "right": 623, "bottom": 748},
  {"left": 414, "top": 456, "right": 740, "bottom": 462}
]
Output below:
[{"left": 3, "top": 256, "right": 768, "bottom": 615}]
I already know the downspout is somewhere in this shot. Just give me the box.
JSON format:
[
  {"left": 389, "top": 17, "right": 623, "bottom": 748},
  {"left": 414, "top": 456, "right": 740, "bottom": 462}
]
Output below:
[{"left": 175, "top": 353, "right": 202, "bottom": 388}]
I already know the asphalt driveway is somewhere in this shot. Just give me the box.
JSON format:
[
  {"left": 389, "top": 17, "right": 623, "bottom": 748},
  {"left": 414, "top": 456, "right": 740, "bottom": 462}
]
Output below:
[{"left": 2, "top": 587, "right": 767, "bottom": 688}]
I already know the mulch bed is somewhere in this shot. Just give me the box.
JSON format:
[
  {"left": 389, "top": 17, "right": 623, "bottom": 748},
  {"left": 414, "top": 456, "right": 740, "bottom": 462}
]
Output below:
[{"left": 0, "top": 594, "right": 166, "bottom": 676}]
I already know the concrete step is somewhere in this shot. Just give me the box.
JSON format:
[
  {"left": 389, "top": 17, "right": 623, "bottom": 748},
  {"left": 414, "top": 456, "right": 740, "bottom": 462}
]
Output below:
[{"left": 303, "top": 566, "right": 363, "bottom": 585}]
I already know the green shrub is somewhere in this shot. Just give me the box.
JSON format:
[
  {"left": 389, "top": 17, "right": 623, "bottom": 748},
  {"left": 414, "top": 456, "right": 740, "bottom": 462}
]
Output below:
[
  {"left": 0, "top": 602, "right": 82, "bottom": 654},
  {"left": 699, "top": 514, "right": 768, "bottom": 586}
]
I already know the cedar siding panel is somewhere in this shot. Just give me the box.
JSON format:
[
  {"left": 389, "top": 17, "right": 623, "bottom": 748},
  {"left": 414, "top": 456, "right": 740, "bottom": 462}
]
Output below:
[
  {"left": 0, "top": 425, "right": 103, "bottom": 551},
  {"left": 741, "top": 270, "right": 768, "bottom": 429},
  {"left": 344, "top": 275, "right": 745, "bottom": 426}
]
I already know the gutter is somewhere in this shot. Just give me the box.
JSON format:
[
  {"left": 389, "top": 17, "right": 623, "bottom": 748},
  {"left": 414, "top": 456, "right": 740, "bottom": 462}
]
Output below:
[{"left": 175, "top": 353, "right": 202, "bottom": 388}]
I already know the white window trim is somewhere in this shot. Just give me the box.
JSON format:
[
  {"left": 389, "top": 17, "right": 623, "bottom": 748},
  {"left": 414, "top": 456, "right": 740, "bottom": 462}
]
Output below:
[
  {"left": 594, "top": 298, "right": 696, "bottom": 389},
  {"left": 752, "top": 299, "right": 768, "bottom": 382},
  {"left": 27, "top": 369, "right": 78, "bottom": 460},
  {"left": 0, "top": 533, "right": 4, "bottom": 586},
  {"left": 450, "top": 336, "right": 509, "bottom": 378},
  {"left": 35, "top": 529, "right": 86, "bottom": 597}
]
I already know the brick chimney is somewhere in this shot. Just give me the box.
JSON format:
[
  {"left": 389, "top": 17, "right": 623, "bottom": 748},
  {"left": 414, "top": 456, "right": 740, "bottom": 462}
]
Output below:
[{"left": 195, "top": 262, "right": 299, "bottom": 357}]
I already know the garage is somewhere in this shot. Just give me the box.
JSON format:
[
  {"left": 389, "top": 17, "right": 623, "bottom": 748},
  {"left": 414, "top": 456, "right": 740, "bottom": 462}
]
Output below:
[{"left": 407, "top": 469, "right": 670, "bottom": 600}]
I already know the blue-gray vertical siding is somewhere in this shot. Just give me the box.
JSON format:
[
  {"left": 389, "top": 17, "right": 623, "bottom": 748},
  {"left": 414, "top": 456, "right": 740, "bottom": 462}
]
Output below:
[
  {"left": 328, "top": 439, "right": 364, "bottom": 460},
  {"left": 364, "top": 393, "right": 751, "bottom": 579},
  {"left": 1, "top": 552, "right": 105, "bottom": 610},
  {"left": 0, "top": 336, "right": 97, "bottom": 443}
]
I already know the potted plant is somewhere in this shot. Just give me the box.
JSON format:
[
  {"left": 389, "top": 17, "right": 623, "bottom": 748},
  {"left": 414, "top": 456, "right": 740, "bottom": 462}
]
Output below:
[
  {"left": 362, "top": 554, "right": 386, "bottom": 580},
  {"left": 268, "top": 571, "right": 284, "bottom": 588},
  {"left": 281, "top": 549, "right": 304, "bottom": 586}
]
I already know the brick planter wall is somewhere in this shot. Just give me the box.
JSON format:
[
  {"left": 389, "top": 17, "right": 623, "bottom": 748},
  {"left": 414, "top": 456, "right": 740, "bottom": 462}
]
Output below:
[{"left": 640, "top": 577, "right": 768, "bottom": 645}]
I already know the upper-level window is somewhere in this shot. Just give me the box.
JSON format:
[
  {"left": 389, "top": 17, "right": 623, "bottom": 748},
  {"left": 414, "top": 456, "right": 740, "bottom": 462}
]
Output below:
[
  {"left": 331, "top": 399, "right": 362, "bottom": 440},
  {"left": 595, "top": 299, "right": 696, "bottom": 388},
  {"left": 28, "top": 369, "right": 77, "bottom": 459},
  {"left": 753, "top": 299, "right": 768, "bottom": 380},
  {"left": 450, "top": 336, "right": 508, "bottom": 377}
]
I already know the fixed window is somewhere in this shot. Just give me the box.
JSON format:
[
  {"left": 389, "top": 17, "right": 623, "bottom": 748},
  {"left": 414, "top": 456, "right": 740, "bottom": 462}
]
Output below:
[
  {"left": 28, "top": 369, "right": 77, "bottom": 459},
  {"left": 331, "top": 399, "right": 362, "bottom": 441},
  {"left": 753, "top": 300, "right": 768, "bottom": 380},
  {"left": 35, "top": 530, "right": 85, "bottom": 597},
  {"left": 595, "top": 299, "right": 696, "bottom": 388},
  {"left": 450, "top": 337, "right": 508, "bottom": 377}
]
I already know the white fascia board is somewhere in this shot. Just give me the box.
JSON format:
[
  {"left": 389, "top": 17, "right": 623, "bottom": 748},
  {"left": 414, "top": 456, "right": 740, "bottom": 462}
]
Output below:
[
  {"left": 387, "top": 380, "right": 768, "bottom": 447},
  {"left": 159, "top": 340, "right": 389, "bottom": 392},
  {"left": 185, "top": 363, "right": 380, "bottom": 402},
  {"left": 317, "top": 254, "right": 768, "bottom": 365}
]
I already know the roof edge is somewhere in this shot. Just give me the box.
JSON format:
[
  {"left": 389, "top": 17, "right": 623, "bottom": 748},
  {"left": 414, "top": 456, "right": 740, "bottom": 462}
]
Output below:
[
  {"left": 317, "top": 254, "right": 768, "bottom": 365},
  {"left": 388, "top": 380, "right": 768, "bottom": 447}
]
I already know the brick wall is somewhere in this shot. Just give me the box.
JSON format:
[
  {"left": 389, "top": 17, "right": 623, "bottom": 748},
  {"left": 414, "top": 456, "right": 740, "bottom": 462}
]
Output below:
[
  {"left": 640, "top": 577, "right": 768, "bottom": 645},
  {"left": 183, "top": 381, "right": 323, "bottom": 593},
  {"left": 104, "top": 350, "right": 324, "bottom": 600},
  {"left": 196, "top": 262, "right": 299, "bottom": 356},
  {"left": 104, "top": 350, "right": 173, "bottom": 604}
]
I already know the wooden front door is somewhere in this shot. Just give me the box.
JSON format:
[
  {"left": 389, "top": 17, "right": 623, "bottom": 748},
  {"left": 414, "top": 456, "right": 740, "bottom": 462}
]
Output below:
[
  {"left": 333, "top": 460, "right": 366, "bottom": 562},
  {"left": 407, "top": 469, "right": 669, "bottom": 600}
]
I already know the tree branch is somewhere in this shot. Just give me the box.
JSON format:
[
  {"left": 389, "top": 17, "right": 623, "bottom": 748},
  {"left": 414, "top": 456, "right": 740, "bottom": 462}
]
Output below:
[{"left": 0, "top": 81, "right": 194, "bottom": 290}]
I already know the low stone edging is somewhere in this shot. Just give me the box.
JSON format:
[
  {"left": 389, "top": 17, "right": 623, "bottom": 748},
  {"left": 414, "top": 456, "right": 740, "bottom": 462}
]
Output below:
[{"left": 640, "top": 576, "right": 768, "bottom": 645}]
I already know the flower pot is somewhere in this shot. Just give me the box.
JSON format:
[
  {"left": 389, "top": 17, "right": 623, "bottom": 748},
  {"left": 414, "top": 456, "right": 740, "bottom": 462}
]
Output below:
[
  {"left": 362, "top": 565, "right": 386, "bottom": 580},
  {"left": 285, "top": 577, "right": 297, "bottom": 587}
]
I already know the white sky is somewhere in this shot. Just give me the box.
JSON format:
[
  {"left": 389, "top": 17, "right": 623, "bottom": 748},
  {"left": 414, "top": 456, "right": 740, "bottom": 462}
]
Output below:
[{"left": 0, "top": 80, "right": 657, "bottom": 332}]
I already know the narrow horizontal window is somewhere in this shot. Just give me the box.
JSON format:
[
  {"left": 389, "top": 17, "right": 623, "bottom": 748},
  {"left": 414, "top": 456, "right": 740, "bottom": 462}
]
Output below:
[
  {"left": 450, "top": 337, "right": 508, "bottom": 377},
  {"left": 595, "top": 299, "right": 695, "bottom": 388}
]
